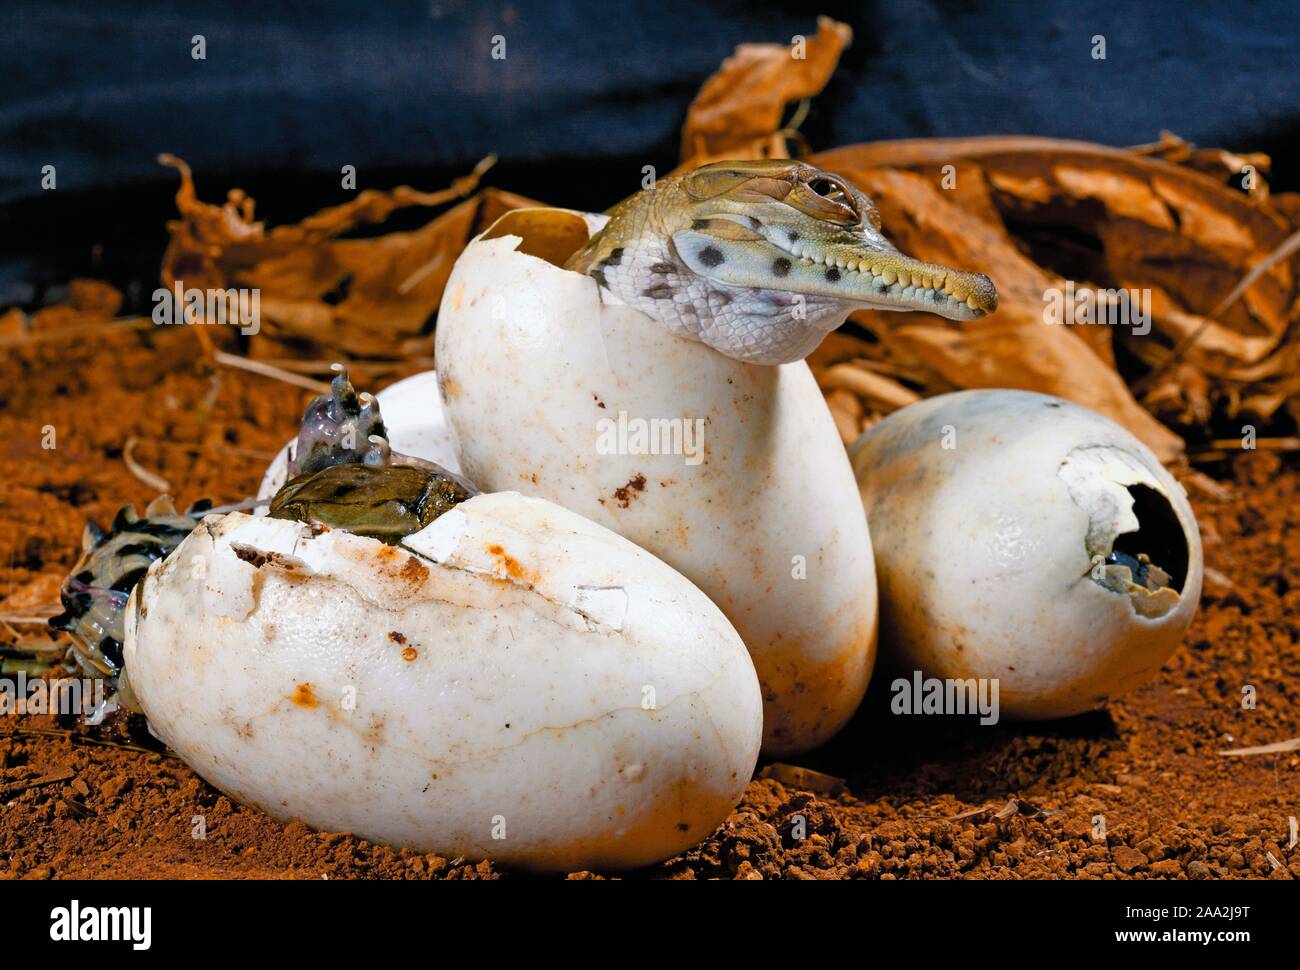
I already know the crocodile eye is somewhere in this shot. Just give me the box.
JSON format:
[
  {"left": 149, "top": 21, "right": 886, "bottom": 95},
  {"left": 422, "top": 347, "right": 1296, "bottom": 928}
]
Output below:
[
  {"left": 803, "top": 173, "right": 860, "bottom": 224},
  {"left": 809, "top": 177, "right": 849, "bottom": 205}
]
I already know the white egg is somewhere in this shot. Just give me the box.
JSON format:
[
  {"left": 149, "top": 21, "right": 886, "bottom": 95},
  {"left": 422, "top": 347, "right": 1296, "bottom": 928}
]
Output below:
[
  {"left": 433, "top": 209, "right": 877, "bottom": 756},
  {"left": 849, "top": 389, "right": 1203, "bottom": 719},
  {"left": 257, "top": 370, "right": 464, "bottom": 503},
  {"left": 124, "top": 493, "right": 762, "bottom": 872}
]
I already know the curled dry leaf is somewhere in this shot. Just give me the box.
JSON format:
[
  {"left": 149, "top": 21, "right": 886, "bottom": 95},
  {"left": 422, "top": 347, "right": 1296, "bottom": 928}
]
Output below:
[
  {"left": 679, "top": 16, "right": 851, "bottom": 167},
  {"left": 818, "top": 362, "right": 920, "bottom": 414},
  {"left": 159, "top": 154, "right": 538, "bottom": 359},
  {"left": 810, "top": 160, "right": 1185, "bottom": 459},
  {"left": 757, "top": 762, "right": 847, "bottom": 797},
  {"left": 0, "top": 573, "right": 64, "bottom": 621},
  {"left": 813, "top": 136, "right": 1300, "bottom": 445},
  {"left": 1130, "top": 130, "right": 1272, "bottom": 202},
  {"left": 824, "top": 388, "right": 863, "bottom": 445},
  {"left": 917, "top": 795, "right": 1057, "bottom": 823}
]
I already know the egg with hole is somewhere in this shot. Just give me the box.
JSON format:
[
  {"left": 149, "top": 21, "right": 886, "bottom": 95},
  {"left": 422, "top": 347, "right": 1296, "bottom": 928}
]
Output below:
[
  {"left": 849, "top": 389, "right": 1203, "bottom": 719},
  {"left": 123, "top": 490, "right": 763, "bottom": 872},
  {"left": 432, "top": 207, "right": 880, "bottom": 756}
]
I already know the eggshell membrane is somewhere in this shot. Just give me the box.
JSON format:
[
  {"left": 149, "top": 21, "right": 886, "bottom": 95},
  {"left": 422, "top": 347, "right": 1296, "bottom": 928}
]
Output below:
[
  {"left": 124, "top": 495, "right": 762, "bottom": 872},
  {"left": 256, "top": 369, "right": 464, "bottom": 504},
  {"left": 434, "top": 210, "right": 877, "bottom": 755},
  {"left": 850, "top": 389, "right": 1203, "bottom": 718}
]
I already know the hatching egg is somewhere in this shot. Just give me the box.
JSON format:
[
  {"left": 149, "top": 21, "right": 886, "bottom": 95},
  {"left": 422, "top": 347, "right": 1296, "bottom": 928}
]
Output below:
[
  {"left": 432, "top": 208, "right": 877, "bottom": 755},
  {"left": 123, "top": 492, "right": 762, "bottom": 872},
  {"left": 849, "top": 389, "right": 1202, "bottom": 718}
]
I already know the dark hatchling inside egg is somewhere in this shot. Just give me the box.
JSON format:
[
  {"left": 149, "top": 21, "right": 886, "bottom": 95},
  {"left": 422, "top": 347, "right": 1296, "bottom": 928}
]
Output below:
[
  {"left": 48, "top": 496, "right": 214, "bottom": 708},
  {"left": 269, "top": 461, "right": 475, "bottom": 543},
  {"left": 270, "top": 364, "right": 479, "bottom": 542}
]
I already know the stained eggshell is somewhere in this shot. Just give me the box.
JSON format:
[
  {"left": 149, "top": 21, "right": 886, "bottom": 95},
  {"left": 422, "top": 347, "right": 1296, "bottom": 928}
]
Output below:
[
  {"left": 850, "top": 389, "right": 1203, "bottom": 719},
  {"left": 257, "top": 370, "right": 464, "bottom": 503},
  {"left": 124, "top": 494, "right": 762, "bottom": 872},
  {"left": 433, "top": 209, "right": 878, "bottom": 756}
]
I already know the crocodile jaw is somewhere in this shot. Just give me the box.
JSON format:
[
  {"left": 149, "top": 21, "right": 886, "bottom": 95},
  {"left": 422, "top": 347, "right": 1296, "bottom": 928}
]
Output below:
[{"left": 672, "top": 227, "right": 998, "bottom": 322}]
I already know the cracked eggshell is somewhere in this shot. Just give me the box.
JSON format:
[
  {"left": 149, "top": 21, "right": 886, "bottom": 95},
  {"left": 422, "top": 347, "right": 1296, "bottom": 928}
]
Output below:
[
  {"left": 123, "top": 495, "right": 762, "bottom": 872},
  {"left": 849, "top": 389, "right": 1202, "bottom": 719},
  {"left": 257, "top": 370, "right": 463, "bottom": 503},
  {"left": 433, "top": 209, "right": 877, "bottom": 756}
]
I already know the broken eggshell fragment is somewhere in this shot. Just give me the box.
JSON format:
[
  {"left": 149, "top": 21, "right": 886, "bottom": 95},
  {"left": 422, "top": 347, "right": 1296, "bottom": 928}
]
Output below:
[
  {"left": 123, "top": 494, "right": 762, "bottom": 872},
  {"left": 849, "top": 389, "right": 1202, "bottom": 719}
]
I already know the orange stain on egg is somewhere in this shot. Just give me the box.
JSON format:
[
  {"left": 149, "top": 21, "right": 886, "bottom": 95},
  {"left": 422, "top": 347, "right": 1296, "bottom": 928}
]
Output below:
[
  {"left": 291, "top": 683, "right": 318, "bottom": 709},
  {"left": 486, "top": 543, "right": 534, "bottom": 583}
]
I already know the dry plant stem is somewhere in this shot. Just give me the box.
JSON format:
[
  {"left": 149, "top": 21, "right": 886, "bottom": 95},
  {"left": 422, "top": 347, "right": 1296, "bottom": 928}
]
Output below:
[
  {"left": 399, "top": 253, "right": 452, "bottom": 294},
  {"left": 212, "top": 351, "right": 330, "bottom": 393},
  {"left": 0, "top": 771, "right": 74, "bottom": 796},
  {"left": 1191, "top": 437, "right": 1300, "bottom": 462},
  {"left": 123, "top": 436, "right": 172, "bottom": 492},
  {"left": 1134, "top": 225, "right": 1300, "bottom": 394},
  {"left": 259, "top": 357, "right": 436, "bottom": 377},
  {"left": 1206, "top": 436, "right": 1300, "bottom": 451},
  {"left": 0, "top": 612, "right": 61, "bottom": 624},
  {"left": 0, "top": 727, "right": 174, "bottom": 758},
  {"left": 1220, "top": 737, "right": 1300, "bottom": 757},
  {"left": 134, "top": 438, "right": 277, "bottom": 462},
  {"left": 189, "top": 319, "right": 216, "bottom": 358},
  {"left": 0, "top": 317, "right": 152, "bottom": 348}
]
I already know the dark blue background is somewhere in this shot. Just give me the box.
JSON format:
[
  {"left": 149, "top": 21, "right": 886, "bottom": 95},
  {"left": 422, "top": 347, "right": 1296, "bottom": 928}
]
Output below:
[{"left": 2, "top": 0, "right": 1298, "bottom": 300}]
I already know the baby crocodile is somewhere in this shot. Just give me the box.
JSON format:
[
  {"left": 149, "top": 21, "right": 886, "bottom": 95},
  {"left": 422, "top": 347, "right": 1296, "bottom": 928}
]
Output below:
[
  {"left": 270, "top": 462, "right": 473, "bottom": 543},
  {"left": 567, "top": 159, "right": 998, "bottom": 364}
]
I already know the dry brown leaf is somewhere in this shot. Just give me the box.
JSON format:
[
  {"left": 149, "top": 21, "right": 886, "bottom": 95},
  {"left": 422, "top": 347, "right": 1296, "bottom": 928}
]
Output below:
[
  {"left": 807, "top": 164, "right": 1184, "bottom": 459},
  {"left": 819, "top": 363, "right": 920, "bottom": 414},
  {"left": 0, "top": 573, "right": 63, "bottom": 619},
  {"left": 158, "top": 156, "right": 532, "bottom": 359},
  {"left": 824, "top": 388, "right": 863, "bottom": 444},
  {"left": 1143, "top": 363, "right": 1213, "bottom": 428},
  {"left": 68, "top": 279, "right": 124, "bottom": 318},
  {"left": 0, "top": 307, "right": 27, "bottom": 341},
  {"left": 813, "top": 137, "right": 1300, "bottom": 444},
  {"left": 1131, "top": 130, "right": 1271, "bottom": 201},
  {"left": 807, "top": 329, "right": 875, "bottom": 369},
  {"left": 679, "top": 16, "right": 850, "bottom": 166},
  {"left": 757, "top": 763, "right": 848, "bottom": 796}
]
